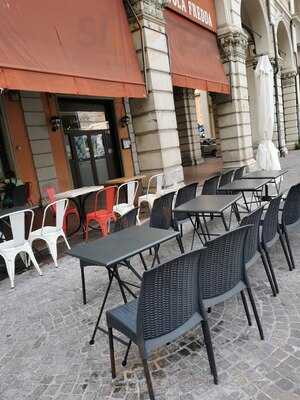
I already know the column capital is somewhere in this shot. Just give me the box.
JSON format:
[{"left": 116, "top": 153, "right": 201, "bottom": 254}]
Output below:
[
  {"left": 125, "top": 0, "right": 165, "bottom": 25},
  {"left": 218, "top": 30, "right": 248, "bottom": 63}
]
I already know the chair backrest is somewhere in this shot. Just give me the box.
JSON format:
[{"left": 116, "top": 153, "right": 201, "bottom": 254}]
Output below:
[
  {"left": 147, "top": 173, "right": 164, "bottom": 196},
  {"left": 201, "top": 174, "right": 220, "bottom": 195},
  {"left": 11, "top": 185, "right": 28, "bottom": 207},
  {"left": 42, "top": 199, "right": 69, "bottom": 232},
  {"left": 174, "top": 182, "right": 198, "bottom": 223},
  {"left": 111, "top": 208, "right": 138, "bottom": 233},
  {"left": 0, "top": 209, "right": 34, "bottom": 246},
  {"left": 198, "top": 226, "right": 251, "bottom": 301},
  {"left": 262, "top": 195, "right": 282, "bottom": 245},
  {"left": 282, "top": 183, "right": 300, "bottom": 227},
  {"left": 218, "top": 170, "right": 235, "bottom": 188},
  {"left": 240, "top": 206, "right": 264, "bottom": 264},
  {"left": 116, "top": 180, "right": 139, "bottom": 206},
  {"left": 137, "top": 250, "right": 204, "bottom": 345},
  {"left": 46, "top": 187, "right": 57, "bottom": 214},
  {"left": 94, "top": 186, "right": 117, "bottom": 213},
  {"left": 233, "top": 166, "right": 246, "bottom": 181},
  {"left": 149, "top": 191, "right": 176, "bottom": 230}
]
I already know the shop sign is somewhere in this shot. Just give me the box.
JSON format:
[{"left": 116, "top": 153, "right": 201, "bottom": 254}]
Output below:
[{"left": 165, "top": 0, "right": 217, "bottom": 32}]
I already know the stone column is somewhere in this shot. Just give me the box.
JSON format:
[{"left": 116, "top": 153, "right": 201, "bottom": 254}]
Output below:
[
  {"left": 273, "top": 68, "right": 288, "bottom": 155},
  {"left": 173, "top": 87, "right": 203, "bottom": 166},
  {"left": 126, "top": 0, "right": 184, "bottom": 184},
  {"left": 282, "top": 71, "right": 299, "bottom": 149},
  {"left": 213, "top": 30, "right": 256, "bottom": 169}
]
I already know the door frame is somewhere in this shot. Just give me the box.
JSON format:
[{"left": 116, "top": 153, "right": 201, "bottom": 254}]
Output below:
[{"left": 58, "top": 97, "right": 123, "bottom": 187}]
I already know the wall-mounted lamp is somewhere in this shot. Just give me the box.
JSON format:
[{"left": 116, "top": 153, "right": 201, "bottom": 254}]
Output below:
[
  {"left": 120, "top": 114, "right": 130, "bottom": 128},
  {"left": 50, "top": 116, "right": 62, "bottom": 132}
]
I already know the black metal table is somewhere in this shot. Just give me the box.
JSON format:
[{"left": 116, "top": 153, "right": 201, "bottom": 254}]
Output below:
[
  {"left": 174, "top": 194, "right": 241, "bottom": 247},
  {"left": 218, "top": 178, "right": 271, "bottom": 212},
  {"left": 67, "top": 225, "right": 183, "bottom": 344},
  {"left": 242, "top": 170, "right": 288, "bottom": 200}
]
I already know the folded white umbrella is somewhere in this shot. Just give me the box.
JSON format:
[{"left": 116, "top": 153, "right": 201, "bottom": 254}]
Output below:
[{"left": 255, "top": 55, "right": 281, "bottom": 170}]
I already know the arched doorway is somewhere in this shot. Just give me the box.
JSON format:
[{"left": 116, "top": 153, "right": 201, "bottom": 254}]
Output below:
[{"left": 277, "top": 20, "right": 297, "bottom": 149}]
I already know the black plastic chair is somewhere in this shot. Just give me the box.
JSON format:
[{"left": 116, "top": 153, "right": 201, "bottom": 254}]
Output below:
[
  {"left": 233, "top": 166, "right": 246, "bottom": 181},
  {"left": 240, "top": 206, "right": 277, "bottom": 296},
  {"left": 111, "top": 208, "right": 138, "bottom": 233},
  {"left": 198, "top": 226, "right": 264, "bottom": 341},
  {"left": 149, "top": 191, "right": 184, "bottom": 260},
  {"left": 280, "top": 183, "right": 300, "bottom": 270},
  {"left": 201, "top": 174, "right": 220, "bottom": 195},
  {"left": 173, "top": 182, "right": 198, "bottom": 235},
  {"left": 106, "top": 250, "right": 217, "bottom": 400},
  {"left": 217, "top": 169, "right": 235, "bottom": 191},
  {"left": 261, "top": 195, "right": 293, "bottom": 295},
  {"left": 149, "top": 191, "right": 175, "bottom": 230}
]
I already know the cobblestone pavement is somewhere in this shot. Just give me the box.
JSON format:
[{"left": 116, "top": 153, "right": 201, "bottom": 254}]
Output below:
[{"left": 1, "top": 153, "right": 300, "bottom": 400}]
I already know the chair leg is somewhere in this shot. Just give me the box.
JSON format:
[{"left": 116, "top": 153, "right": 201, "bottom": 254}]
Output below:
[
  {"left": 4, "top": 257, "right": 16, "bottom": 288},
  {"left": 283, "top": 228, "right": 295, "bottom": 269},
  {"left": 259, "top": 248, "right": 277, "bottom": 297},
  {"left": 263, "top": 247, "right": 279, "bottom": 294},
  {"left": 26, "top": 248, "right": 43, "bottom": 276},
  {"left": 201, "top": 320, "right": 218, "bottom": 384},
  {"left": 62, "top": 232, "right": 71, "bottom": 250},
  {"left": 141, "top": 356, "right": 155, "bottom": 400},
  {"left": 47, "top": 238, "right": 58, "bottom": 267},
  {"left": 108, "top": 326, "right": 116, "bottom": 379},
  {"left": 279, "top": 231, "right": 293, "bottom": 271},
  {"left": 240, "top": 290, "right": 252, "bottom": 326},
  {"left": 246, "top": 287, "right": 264, "bottom": 340}
]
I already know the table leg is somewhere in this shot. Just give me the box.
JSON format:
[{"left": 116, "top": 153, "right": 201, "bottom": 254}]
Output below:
[
  {"left": 201, "top": 213, "right": 211, "bottom": 241},
  {"left": 176, "top": 235, "right": 185, "bottom": 254},
  {"left": 80, "top": 265, "right": 87, "bottom": 305},
  {"left": 90, "top": 269, "right": 114, "bottom": 345},
  {"left": 221, "top": 212, "right": 229, "bottom": 231},
  {"left": 189, "top": 215, "right": 205, "bottom": 249},
  {"left": 242, "top": 191, "right": 250, "bottom": 212},
  {"left": 261, "top": 184, "right": 272, "bottom": 202},
  {"left": 151, "top": 244, "right": 161, "bottom": 268}
]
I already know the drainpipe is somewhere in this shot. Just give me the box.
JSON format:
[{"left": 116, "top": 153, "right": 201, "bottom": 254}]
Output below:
[{"left": 267, "top": 0, "right": 286, "bottom": 156}]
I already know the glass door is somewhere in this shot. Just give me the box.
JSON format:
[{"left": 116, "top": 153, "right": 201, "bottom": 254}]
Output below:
[{"left": 59, "top": 98, "right": 121, "bottom": 187}]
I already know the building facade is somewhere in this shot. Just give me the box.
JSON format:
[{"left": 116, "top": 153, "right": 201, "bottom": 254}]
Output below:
[{"left": 0, "top": 0, "right": 299, "bottom": 205}]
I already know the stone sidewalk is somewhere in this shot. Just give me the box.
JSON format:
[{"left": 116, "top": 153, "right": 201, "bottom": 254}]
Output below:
[{"left": 1, "top": 152, "right": 300, "bottom": 400}]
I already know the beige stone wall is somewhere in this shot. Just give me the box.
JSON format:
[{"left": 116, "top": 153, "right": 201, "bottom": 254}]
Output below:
[
  {"left": 174, "top": 87, "right": 203, "bottom": 166},
  {"left": 127, "top": 0, "right": 184, "bottom": 185}
]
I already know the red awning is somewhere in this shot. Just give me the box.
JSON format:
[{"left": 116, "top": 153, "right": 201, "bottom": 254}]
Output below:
[
  {"left": 0, "top": 0, "right": 146, "bottom": 98},
  {"left": 165, "top": 9, "right": 230, "bottom": 94}
]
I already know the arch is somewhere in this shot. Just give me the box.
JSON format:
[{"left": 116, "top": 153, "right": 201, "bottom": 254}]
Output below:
[
  {"left": 276, "top": 20, "right": 295, "bottom": 72},
  {"left": 240, "top": 0, "right": 272, "bottom": 55}
]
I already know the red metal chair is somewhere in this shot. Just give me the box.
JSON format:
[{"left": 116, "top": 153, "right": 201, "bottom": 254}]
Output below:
[
  {"left": 84, "top": 186, "right": 117, "bottom": 239},
  {"left": 46, "top": 187, "right": 79, "bottom": 233}
]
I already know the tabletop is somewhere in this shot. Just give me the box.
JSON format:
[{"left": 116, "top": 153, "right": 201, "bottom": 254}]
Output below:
[
  {"left": 67, "top": 225, "right": 179, "bottom": 267},
  {"left": 242, "top": 170, "right": 288, "bottom": 180},
  {"left": 56, "top": 186, "right": 104, "bottom": 200},
  {"left": 174, "top": 194, "right": 241, "bottom": 214},
  {"left": 0, "top": 204, "right": 39, "bottom": 218},
  {"left": 218, "top": 178, "right": 271, "bottom": 192},
  {"left": 105, "top": 175, "right": 146, "bottom": 186}
]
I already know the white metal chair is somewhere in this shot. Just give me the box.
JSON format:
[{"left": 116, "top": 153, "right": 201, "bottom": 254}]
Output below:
[
  {"left": 29, "top": 199, "right": 70, "bottom": 267},
  {"left": 0, "top": 209, "right": 42, "bottom": 288},
  {"left": 138, "top": 173, "right": 164, "bottom": 216},
  {"left": 113, "top": 180, "right": 139, "bottom": 217}
]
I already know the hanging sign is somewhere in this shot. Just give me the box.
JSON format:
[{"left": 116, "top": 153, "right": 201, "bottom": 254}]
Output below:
[{"left": 165, "top": 0, "right": 217, "bottom": 32}]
